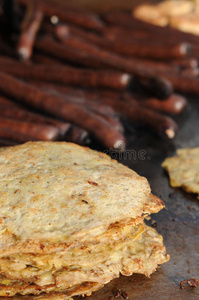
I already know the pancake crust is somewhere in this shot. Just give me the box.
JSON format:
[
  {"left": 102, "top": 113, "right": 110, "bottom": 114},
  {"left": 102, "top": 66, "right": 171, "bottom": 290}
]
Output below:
[
  {"left": 162, "top": 147, "right": 199, "bottom": 198},
  {"left": 0, "top": 225, "right": 169, "bottom": 298}
]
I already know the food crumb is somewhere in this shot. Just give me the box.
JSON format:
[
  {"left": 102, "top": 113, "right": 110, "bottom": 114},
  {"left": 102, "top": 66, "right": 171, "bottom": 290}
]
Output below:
[
  {"left": 88, "top": 181, "right": 98, "bottom": 186},
  {"left": 180, "top": 278, "right": 199, "bottom": 289},
  {"left": 151, "top": 220, "right": 157, "bottom": 227},
  {"left": 114, "top": 289, "right": 121, "bottom": 298},
  {"left": 187, "top": 205, "right": 198, "bottom": 211},
  {"left": 121, "top": 291, "right": 129, "bottom": 299},
  {"left": 113, "top": 289, "right": 128, "bottom": 299},
  {"left": 82, "top": 200, "right": 88, "bottom": 204}
]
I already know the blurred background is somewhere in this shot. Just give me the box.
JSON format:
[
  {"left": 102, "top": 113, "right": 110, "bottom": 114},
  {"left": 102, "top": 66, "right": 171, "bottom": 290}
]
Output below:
[{"left": 53, "top": 0, "right": 161, "bottom": 12}]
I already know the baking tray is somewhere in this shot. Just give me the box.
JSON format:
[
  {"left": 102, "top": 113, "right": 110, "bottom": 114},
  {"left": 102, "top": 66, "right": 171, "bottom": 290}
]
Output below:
[{"left": 82, "top": 95, "right": 199, "bottom": 300}]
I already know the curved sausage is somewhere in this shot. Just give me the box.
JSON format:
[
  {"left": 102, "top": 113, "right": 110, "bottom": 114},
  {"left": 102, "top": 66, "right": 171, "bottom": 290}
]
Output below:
[
  {"left": 0, "top": 72, "right": 126, "bottom": 150},
  {"left": 0, "top": 56, "right": 131, "bottom": 91},
  {"left": 17, "top": 4, "right": 43, "bottom": 60},
  {"left": 17, "top": 0, "right": 104, "bottom": 31},
  {"left": 0, "top": 117, "right": 60, "bottom": 142}
]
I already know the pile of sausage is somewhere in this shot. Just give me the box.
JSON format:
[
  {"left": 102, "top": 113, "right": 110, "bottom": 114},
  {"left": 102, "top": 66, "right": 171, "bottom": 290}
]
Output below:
[{"left": 1, "top": 0, "right": 198, "bottom": 150}]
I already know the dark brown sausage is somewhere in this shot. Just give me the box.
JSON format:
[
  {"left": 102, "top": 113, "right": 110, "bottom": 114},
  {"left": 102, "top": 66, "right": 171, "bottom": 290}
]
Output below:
[
  {"left": 31, "top": 83, "right": 124, "bottom": 133},
  {"left": 0, "top": 127, "right": 34, "bottom": 143},
  {"left": 33, "top": 86, "right": 178, "bottom": 139},
  {"left": 96, "top": 96, "right": 179, "bottom": 139},
  {"left": 0, "top": 96, "right": 90, "bottom": 145},
  {"left": 170, "top": 58, "right": 198, "bottom": 69},
  {"left": 0, "top": 72, "right": 126, "bottom": 150},
  {"left": 65, "top": 126, "right": 90, "bottom": 145},
  {"left": 32, "top": 52, "right": 62, "bottom": 65},
  {"left": 29, "top": 81, "right": 117, "bottom": 115},
  {"left": 0, "top": 117, "right": 60, "bottom": 141},
  {"left": 17, "top": 3, "right": 43, "bottom": 60},
  {"left": 29, "top": 82, "right": 184, "bottom": 117},
  {"left": 0, "top": 102, "right": 72, "bottom": 137},
  {"left": 123, "top": 93, "right": 187, "bottom": 115},
  {"left": 103, "top": 11, "right": 199, "bottom": 45},
  {"left": 180, "top": 68, "right": 199, "bottom": 78},
  {"left": 55, "top": 24, "right": 189, "bottom": 60},
  {"left": 17, "top": 0, "right": 104, "bottom": 31},
  {"left": 35, "top": 36, "right": 172, "bottom": 99},
  {"left": 0, "top": 56, "right": 131, "bottom": 91},
  {"left": 164, "top": 73, "right": 199, "bottom": 95}
]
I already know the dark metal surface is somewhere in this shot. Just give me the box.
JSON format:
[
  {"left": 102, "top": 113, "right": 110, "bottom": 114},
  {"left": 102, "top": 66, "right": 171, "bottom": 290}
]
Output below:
[{"left": 79, "top": 96, "right": 199, "bottom": 300}]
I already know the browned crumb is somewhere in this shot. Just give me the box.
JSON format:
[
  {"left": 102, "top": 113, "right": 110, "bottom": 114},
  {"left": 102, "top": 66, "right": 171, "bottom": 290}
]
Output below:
[
  {"left": 180, "top": 278, "right": 199, "bottom": 289},
  {"left": 151, "top": 220, "right": 157, "bottom": 227},
  {"left": 114, "top": 289, "right": 121, "bottom": 298},
  {"left": 82, "top": 200, "right": 88, "bottom": 204},
  {"left": 88, "top": 181, "right": 98, "bottom": 186},
  {"left": 121, "top": 291, "right": 129, "bottom": 299},
  {"left": 113, "top": 289, "right": 129, "bottom": 299}
]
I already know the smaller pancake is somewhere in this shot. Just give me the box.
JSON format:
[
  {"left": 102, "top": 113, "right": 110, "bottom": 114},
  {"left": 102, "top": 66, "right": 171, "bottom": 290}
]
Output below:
[
  {"left": 169, "top": 13, "right": 199, "bottom": 35},
  {"left": 162, "top": 147, "right": 199, "bottom": 198},
  {"left": 133, "top": 4, "right": 168, "bottom": 27},
  {"left": 158, "top": 0, "right": 194, "bottom": 17},
  {"left": 133, "top": 0, "right": 199, "bottom": 34}
]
